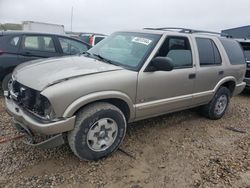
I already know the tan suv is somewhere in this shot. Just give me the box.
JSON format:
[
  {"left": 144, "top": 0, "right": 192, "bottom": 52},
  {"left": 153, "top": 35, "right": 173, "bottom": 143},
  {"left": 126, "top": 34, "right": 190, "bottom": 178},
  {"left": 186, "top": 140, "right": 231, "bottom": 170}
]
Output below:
[{"left": 4, "top": 28, "right": 246, "bottom": 161}]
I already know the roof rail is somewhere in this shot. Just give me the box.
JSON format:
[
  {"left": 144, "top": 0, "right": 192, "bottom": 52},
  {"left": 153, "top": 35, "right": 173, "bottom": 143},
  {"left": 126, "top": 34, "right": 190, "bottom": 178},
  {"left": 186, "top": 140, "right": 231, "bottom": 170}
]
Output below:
[
  {"left": 143, "top": 27, "right": 231, "bottom": 37},
  {"left": 144, "top": 27, "right": 193, "bottom": 33}
]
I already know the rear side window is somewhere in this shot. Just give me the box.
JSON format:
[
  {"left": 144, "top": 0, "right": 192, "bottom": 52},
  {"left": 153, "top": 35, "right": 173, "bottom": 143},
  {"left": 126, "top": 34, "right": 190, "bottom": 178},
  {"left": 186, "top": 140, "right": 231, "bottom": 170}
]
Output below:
[
  {"left": 22, "top": 36, "right": 56, "bottom": 52},
  {"left": 9, "top": 36, "right": 20, "bottom": 47},
  {"left": 220, "top": 39, "right": 245, "bottom": 65},
  {"left": 196, "top": 38, "right": 222, "bottom": 66},
  {"left": 58, "top": 37, "right": 88, "bottom": 55}
]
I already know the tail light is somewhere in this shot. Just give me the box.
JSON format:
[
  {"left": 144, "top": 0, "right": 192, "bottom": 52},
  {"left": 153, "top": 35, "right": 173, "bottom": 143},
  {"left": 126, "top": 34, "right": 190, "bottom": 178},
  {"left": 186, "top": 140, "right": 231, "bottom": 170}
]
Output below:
[{"left": 89, "top": 36, "right": 94, "bottom": 46}]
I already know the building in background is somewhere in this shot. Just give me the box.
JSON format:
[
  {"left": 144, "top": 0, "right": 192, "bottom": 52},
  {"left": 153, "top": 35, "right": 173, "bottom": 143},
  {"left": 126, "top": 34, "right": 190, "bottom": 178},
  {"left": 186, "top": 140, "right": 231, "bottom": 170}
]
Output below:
[
  {"left": 222, "top": 25, "right": 250, "bottom": 39},
  {"left": 0, "top": 21, "right": 65, "bottom": 34}
]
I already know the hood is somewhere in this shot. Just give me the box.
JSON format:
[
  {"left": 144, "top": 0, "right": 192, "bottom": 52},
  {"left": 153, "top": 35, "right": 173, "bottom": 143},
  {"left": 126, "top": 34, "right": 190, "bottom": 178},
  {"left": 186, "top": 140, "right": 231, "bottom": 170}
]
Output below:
[{"left": 13, "top": 56, "right": 123, "bottom": 91}]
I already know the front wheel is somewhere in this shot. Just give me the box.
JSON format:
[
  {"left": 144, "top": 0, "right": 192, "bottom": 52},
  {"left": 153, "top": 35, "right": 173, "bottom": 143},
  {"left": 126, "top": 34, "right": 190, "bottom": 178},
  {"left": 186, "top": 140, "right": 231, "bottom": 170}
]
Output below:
[
  {"left": 68, "top": 102, "right": 127, "bottom": 161},
  {"left": 200, "top": 87, "right": 231, "bottom": 120}
]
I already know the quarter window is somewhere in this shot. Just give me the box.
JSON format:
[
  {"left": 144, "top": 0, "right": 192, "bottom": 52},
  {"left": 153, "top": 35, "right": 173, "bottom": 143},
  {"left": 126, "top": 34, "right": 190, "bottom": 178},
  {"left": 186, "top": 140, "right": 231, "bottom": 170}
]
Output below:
[
  {"left": 220, "top": 39, "right": 246, "bottom": 65},
  {"left": 156, "top": 36, "right": 193, "bottom": 69},
  {"left": 23, "top": 36, "right": 56, "bottom": 52},
  {"left": 196, "top": 38, "right": 222, "bottom": 66}
]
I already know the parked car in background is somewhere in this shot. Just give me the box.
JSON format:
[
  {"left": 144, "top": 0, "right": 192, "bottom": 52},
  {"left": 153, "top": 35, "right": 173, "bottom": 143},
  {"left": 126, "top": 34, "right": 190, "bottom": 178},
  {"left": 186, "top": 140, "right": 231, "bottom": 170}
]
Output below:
[
  {"left": 237, "top": 39, "right": 250, "bottom": 89},
  {"left": 79, "top": 33, "right": 107, "bottom": 46},
  {"left": 4, "top": 28, "right": 246, "bottom": 161},
  {"left": 0, "top": 31, "right": 91, "bottom": 90}
]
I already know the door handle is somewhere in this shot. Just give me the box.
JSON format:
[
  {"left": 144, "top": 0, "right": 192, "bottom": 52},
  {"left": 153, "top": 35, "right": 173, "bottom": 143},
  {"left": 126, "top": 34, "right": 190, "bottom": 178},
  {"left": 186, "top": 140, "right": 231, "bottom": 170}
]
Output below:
[
  {"left": 189, "top": 73, "right": 196, "bottom": 79},
  {"left": 218, "top": 70, "right": 224, "bottom": 75}
]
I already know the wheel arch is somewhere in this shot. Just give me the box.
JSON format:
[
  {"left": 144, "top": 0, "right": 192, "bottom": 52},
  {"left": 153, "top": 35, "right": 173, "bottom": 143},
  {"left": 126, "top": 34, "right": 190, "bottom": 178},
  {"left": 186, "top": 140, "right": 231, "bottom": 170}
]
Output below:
[
  {"left": 214, "top": 76, "right": 236, "bottom": 96},
  {"left": 63, "top": 91, "right": 135, "bottom": 122}
]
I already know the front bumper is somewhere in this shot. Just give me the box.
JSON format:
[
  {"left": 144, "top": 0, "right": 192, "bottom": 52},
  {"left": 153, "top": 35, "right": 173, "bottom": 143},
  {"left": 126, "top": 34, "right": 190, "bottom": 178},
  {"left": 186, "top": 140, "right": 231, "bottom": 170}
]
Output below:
[{"left": 5, "top": 97, "right": 76, "bottom": 135}]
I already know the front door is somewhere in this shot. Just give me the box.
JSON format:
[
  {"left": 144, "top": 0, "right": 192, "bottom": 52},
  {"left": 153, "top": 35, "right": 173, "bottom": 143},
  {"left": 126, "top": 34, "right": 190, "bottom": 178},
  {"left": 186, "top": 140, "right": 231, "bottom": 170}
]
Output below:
[{"left": 136, "top": 35, "right": 196, "bottom": 120}]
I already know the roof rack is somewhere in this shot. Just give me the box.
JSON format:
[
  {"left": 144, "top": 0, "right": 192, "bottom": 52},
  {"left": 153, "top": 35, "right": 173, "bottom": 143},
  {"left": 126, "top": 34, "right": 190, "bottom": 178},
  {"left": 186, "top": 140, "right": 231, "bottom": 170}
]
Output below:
[{"left": 143, "top": 27, "right": 231, "bottom": 37}]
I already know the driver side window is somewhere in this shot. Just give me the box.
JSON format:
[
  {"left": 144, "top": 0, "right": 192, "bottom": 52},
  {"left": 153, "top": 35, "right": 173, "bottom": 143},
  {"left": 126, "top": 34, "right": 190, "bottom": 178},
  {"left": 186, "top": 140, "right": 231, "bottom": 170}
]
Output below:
[{"left": 156, "top": 36, "right": 193, "bottom": 69}]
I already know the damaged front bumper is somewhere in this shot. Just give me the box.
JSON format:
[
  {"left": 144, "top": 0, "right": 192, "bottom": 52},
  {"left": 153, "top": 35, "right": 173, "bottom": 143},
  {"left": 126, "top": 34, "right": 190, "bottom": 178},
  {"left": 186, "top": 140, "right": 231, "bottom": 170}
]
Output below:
[
  {"left": 5, "top": 95, "right": 76, "bottom": 148},
  {"left": 15, "top": 122, "right": 66, "bottom": 149}
]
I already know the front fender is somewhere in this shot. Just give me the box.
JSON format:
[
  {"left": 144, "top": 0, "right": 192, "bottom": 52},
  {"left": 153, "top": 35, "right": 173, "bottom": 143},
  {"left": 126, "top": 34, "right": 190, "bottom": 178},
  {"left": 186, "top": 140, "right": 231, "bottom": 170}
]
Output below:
[{"left": 62, "top": 91, "right": 136, "bottom": 121}]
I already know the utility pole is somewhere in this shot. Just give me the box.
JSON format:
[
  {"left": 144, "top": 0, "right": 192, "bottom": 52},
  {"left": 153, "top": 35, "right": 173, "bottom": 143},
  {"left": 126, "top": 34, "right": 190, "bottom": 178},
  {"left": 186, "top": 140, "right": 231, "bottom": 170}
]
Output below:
[{"left": 71, "top": 6, "right": 73, "bottom": 32}]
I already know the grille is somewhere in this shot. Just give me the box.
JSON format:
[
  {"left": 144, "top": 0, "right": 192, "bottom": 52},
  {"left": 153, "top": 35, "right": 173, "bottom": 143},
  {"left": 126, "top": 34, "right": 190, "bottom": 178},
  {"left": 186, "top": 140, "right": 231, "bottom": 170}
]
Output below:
[
  {"left": 246, "top": 70, "right": 250, "bottom": 78},
  {"left": 11, "top": 81, "right": 36, "bottom": 108}
]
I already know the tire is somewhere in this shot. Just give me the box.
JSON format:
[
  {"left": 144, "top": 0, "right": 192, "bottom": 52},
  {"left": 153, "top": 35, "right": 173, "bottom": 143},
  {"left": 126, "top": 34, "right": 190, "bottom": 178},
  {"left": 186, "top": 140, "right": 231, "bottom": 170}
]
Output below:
[
  {"left": 2, "top": 73, "right": 12, "bottom": 91},
  {"left": 68, "top": 102, "right": 127, "bottom": 161},
  {"left": 200, "top": 87, "right": 231, "bottom": 120}
]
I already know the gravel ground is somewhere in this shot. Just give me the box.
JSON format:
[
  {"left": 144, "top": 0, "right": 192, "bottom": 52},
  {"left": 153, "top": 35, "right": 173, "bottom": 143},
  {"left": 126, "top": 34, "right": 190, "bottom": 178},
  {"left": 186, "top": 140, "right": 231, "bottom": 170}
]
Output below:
[{"left": 0, "top": 92, "right": 249, "bottom": 188}]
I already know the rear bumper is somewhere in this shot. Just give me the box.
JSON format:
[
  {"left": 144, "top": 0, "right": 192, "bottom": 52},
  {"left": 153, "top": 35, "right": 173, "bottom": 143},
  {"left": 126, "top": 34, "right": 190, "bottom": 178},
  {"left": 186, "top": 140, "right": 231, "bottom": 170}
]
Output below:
[
  {"left": 233, "top": 82, "right": 246, "bottom": 96},
  {"left": 244, "top": 78, "right": 250, "bottom": 88},
  {"left": 5, "top": 97, "right": 75, "bottom": 135}
]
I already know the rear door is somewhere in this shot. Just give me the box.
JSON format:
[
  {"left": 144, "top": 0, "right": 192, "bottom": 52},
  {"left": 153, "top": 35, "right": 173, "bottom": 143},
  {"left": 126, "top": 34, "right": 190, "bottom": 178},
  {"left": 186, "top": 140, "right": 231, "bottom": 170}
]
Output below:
[
  {"left": 19, "top": 34, "right": 61, "bottom": 63},
  {"left": 0, "top": 34, "right": 22, "bottom": 80},
  {"left": 192, "top": 37, "right": 223, "bottom": 105},
  {"left": 56, "top": 37, "right": 90, "bottom": 56}
]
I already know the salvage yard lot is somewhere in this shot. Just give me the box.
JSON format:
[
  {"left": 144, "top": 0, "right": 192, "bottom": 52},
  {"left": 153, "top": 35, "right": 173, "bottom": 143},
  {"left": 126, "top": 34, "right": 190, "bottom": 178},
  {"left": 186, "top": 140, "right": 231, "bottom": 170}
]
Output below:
[{"left": 0, "top": 93, "right": 249, "bottom": 188}]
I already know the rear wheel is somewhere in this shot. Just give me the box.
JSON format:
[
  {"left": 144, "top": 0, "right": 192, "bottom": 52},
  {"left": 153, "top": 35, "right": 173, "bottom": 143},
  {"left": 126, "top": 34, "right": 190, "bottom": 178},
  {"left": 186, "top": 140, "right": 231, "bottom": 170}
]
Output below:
[
  {"left": 68, "top": 102, "right": 127, "bottom": 161},
  {"left": 2, "top": 73, "right": 12, "bottom": 91},
  {"left": 200, "top": 87, "right": 231, "bottom": 120}
]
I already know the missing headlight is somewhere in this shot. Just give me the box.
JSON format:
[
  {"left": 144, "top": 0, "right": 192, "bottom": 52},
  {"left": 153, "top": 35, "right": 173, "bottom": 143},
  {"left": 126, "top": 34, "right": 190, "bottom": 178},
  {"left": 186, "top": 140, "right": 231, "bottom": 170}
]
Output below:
[
  {"left": 33, "top": 95, "right": 56, "bottom": 120},
  {"left": 9, "top": 81, "right": 57, "bottom": 121}
]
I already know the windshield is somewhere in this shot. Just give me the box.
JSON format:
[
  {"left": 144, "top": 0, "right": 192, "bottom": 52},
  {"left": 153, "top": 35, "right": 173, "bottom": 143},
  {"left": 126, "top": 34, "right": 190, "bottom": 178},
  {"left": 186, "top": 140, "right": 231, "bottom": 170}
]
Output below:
[{"left": 87, "top": 32, "right": 161, "bottom": 70}]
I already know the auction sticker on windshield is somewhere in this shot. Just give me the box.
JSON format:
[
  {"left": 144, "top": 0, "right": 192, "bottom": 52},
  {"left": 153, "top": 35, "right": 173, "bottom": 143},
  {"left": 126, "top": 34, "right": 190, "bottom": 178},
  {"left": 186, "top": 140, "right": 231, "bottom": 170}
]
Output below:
[{"left": 132, "top": 37, "right": 152, "bottom": 45}]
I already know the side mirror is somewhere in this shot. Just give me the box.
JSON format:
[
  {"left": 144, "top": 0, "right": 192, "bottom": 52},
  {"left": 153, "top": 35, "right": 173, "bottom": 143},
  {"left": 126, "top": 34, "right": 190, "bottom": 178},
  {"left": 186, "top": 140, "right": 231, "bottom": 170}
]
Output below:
[{"left": 145, "top": 57, "right": 174, "bottom": 72}]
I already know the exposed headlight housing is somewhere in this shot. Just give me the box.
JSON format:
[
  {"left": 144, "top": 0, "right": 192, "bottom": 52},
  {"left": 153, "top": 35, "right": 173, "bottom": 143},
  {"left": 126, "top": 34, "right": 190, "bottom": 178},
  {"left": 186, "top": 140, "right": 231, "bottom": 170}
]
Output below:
[
  {"left": 42, "top": 96, "right": 57, "bottom": 120},
  {"left": 10, "top": 81, "right": 57, "bottom": 121}
]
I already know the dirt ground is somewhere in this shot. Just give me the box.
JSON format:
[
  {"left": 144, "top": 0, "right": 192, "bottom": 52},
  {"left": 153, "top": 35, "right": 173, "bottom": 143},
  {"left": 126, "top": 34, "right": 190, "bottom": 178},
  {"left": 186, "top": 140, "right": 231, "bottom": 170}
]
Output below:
[{"left": 0, "top": 92, "right": 249, "bottom": 188}]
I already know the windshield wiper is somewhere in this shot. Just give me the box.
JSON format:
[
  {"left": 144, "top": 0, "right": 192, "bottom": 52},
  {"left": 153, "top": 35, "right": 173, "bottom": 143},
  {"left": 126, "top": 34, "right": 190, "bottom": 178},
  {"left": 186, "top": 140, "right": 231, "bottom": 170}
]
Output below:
[
  {"left": 82, "top": 51, "right": 91, "bottom": 56},
  {"left": 92, "top": 53, "right": 116, "bottom": 65}
]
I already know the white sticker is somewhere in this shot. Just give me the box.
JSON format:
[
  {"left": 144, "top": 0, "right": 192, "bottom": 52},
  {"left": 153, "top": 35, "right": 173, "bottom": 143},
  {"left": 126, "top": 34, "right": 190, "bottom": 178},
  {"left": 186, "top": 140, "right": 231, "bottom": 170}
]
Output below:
[{"left": 132, "top": 37, "right": 152, "bottom": 45}]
